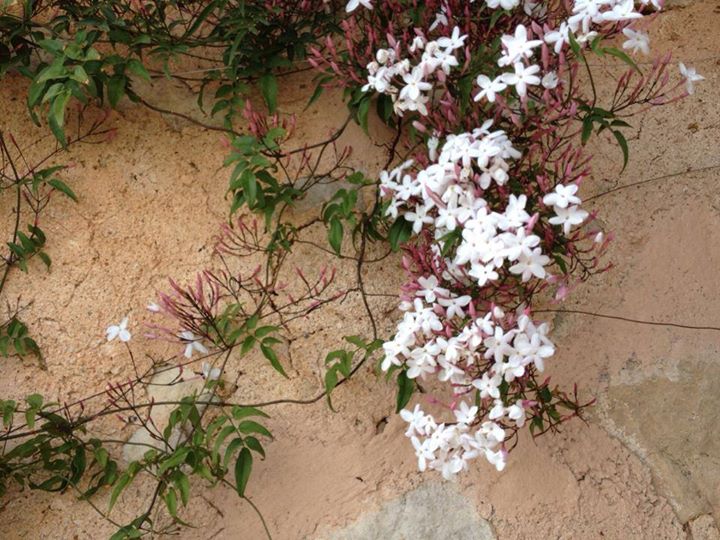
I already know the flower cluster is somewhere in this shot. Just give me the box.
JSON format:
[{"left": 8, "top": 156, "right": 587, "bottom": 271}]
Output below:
[
  {"left": 363, "top": 28, "right": 466, "bottom": 116},
  {"left": 389, "top": 304, "right": 555, "bottom": 475},
  {"left": 355, "top": 0, "right": 697, "bottom": 478},
  {"left": 377, "top": 118, "right": 594, "bottom": 474},
  {"left": 309, "top": 0, "right": 704, "bottom": 479}
]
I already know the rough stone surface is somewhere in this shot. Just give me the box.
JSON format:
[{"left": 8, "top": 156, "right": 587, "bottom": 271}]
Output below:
[
  {"left": 598, "top": 354, "right": 720, "bottom": 523},
  {"left": 689, "top": 515, "right": 720, "bottom": 540},
  {"left": 323, "top": 482, "right": 495, "bottom": 540}
]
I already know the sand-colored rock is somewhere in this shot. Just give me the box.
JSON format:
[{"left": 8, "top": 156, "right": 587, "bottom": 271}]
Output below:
[
  {"left": 323, "top": 482, "right": 496, "bottom": 540},
  {"left": 599, "top": 354, "right": 720, "bottom": 522}
]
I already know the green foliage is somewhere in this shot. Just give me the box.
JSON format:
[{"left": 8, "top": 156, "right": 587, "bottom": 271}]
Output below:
[
  {"left": 225, "top": 130, "right": 302, "bottom": 224},
  {"left": 1, "top": 0, "right": 338, "bottom": 144},
  {"left": 579, "top": 104, "right": 632, "bottom": 170},
  {"left": 0, "top": 317, "right": 41, "bottom": 363},
  {"left": 323, "top": 336, "right": 382, "bottom": 410}
]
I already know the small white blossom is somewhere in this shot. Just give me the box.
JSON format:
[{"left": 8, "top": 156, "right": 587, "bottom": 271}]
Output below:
[
  {"left": 502, "top": 63, "right": 541, "bottom": 98},
  {"left": 679, "top": 63, "right": 704, "bottom": 95},
  {"left": 622, "top": 28, "right": 650, "bottom": 56},
  {"left": 345, "top": 0, "right": 372, "bottom": 12},
  {"left": 201, "top": 362, "right": 221, "bottom": 381},
  {"left": 541, "top": 71, "right": 560, "bottom": 89},
  {"left": 549, "top": 205, "right": 589, "bottom": 234},
  {"left": 474, "top": 74, "right": 508, "bottom": 103},
  {"left": 106, "top": 317, "right": 131, "bottom": 342},
  {"left": 180, "top": 330, "right": 209, "bottom": 358},
  {"left": 486, "top": 0, "right": 520, "bottom": 10},
  {"left": 543, "top": 183, "right": 581, "bottom": 209}
]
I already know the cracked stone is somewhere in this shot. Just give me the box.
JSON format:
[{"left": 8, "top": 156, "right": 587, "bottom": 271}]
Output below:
[
  {"left": 688, "top": 515, "right": 720, "bottom": 540},
  {"left": 597, "top": 354, "right": 720, "bottom": 523},
  {"left": 322, "top": 482, "right": 496, "bottom": 540}
]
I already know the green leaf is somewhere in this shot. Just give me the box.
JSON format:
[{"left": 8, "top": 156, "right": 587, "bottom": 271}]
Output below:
[
  {"left": 175, "top": 473, "right": 190, "bottom": 506},
  {"left": 126, "top": 59, "right": 151, "bottom": 82},
  {"left": 26, "top": 393, "right": 43, "bottom": 409},
  {"left": 254, "top": 326, "right": 277, "bottom": 339},
  {"left": 568, "top": 32, "right": 582, "bottom": 56},
  {"left": 357, "top": 96, "right": 371, "bottom": 134},
  {"left": 328, "top": 218, "right": 343, "bottom": 255},
  {"left": 38, "top": 251, "right": 52, "bottom": 269},
  {"left": 237, "top": 420, "right": 272, "bottom": 438},
  {"left": 581, "top": 116, "right": 594, "bottom": 145},
  {"left": 16, "top": 231, "right": 35, "bottom": 253},
  {"left": 48, "top": 178, "right": 78, "bottom": 202},
  {"left": 108, "top": 471, "right": 133, "bottom": 511},
  {"left": 27, "top": 80, "right": 48, "bottom": 109},
  {"left": 305, "top": 75, "right": 332, "bottom": 110},
  {"left": 240, "top": 335, "right": 257, "bottom": 354},
  {"left": 231, "top": 406, "right": 270, "bottom": 421},
  {"left": 35, "top": 59, "right": 68, "bottom": 84},
  {"left": 223, "top": 437, "right": 245, "bottom": 468},
  {"left": 107, "top": 75, "right": 127, "bottom": 108},
  {"left": 48, "top": 91, "right": 71, "bottom": 147},
  {"left": 259, "top": 73, "right": 278, "bottom": 114},
  {"left": 158, "top": 448, "right": 190, "bottom": 474},
  {"left": 260, "top": 343, "right": 288, "bottom": 378},
  {"left": 395, "top": 371, "right": 414, "bottom": 413},
  {"left": 2, "top": 400, "right": 16, "bottom": 427},
  {"left": 234, "top": 448, "right": 252, "bottom": 497},
  {"left": 164, "top": 488, "right": 178, "bottom": 517},
  {"left": 602, "top": 47, "right": 640, "bottom": 73},
  {"left": 244, "top": 436, "right": 265, "bottom": 458},
  {"left": 612, "top": 129, "right": 629, "bottom": 171},
  {"left": 388, "top": 217, "right": 413, "bottom": 251}
]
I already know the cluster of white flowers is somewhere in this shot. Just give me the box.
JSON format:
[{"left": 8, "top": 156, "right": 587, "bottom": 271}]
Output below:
[
  {"left": 400, "top": 402, "right": 507, "bottom": 478},
  {"left": 381, "top": 123, "right": 590, "bottom": 290},
  {"left": 545, "top": 0, "right": 658, "bottom": 54},
  {"left": 362, "top": 28, "right": 466, "bottom": 116},
  {"left": 360, "top": 0, "right": 703, "bottom": 479},
  {"left": 377, "top": 116, "right": 587, "bottom": 475},
  {"left": 388, "top": 305, "right": 555, "bottom": 476}
]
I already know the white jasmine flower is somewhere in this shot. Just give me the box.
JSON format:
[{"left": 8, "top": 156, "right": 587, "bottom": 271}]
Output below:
[
  {"left": 472, "top": 372, "right": 501, "bottom": 399},
  {"left": 400, "top": 66, "right": 433, "bottom": 102},
  {"left": 507, "top": 401, "right": 526, "bottom": 427},
  {"left": 622, "top": 28, "right": 650, "bottom": 55},
  {"left": 201, "top": 362, "right": 221, "bottom": 381},
  {"left": 541, "top": 71, "right": 560, "bottom": 89},
  {"left": 489, "top": 399, "right": 506, "bottom": 420},
  {"left": 502, "top": 63, "right": 541, "bottom": 98},
  {"left": 474, "top": 74, "right": 508, "bottom": 103},
  {"left": 679, "top": 63, "right": 704, "bottom": 95},
  {"left": 544, "top": 22, "right": 570, "bottom": 55},
  {"left": 180, "top": 330, "right": 209, "bottom": 358},
  {"left": 437, "top": 26, "right": 467, "bottom": 51},
  {"left": 498, "top": 24, "right": 542, "bottom": 67},
  {"left": 486, "top": 0, "right": 520, "bottom": 10},
  {"left": 543, "top": 183, "right": 581, "bottom": 209},
  {"left": 345, "top": 0, "right": 372, "bottom": 12},
  {"left": 485, "top": 448, "right": 507, "bottom": 471},
  {"left": 549, "top": 205, "right": 589, "bottom": 234},
  {"left": 454, "top": 401, "right": 479, "bottom": 424},
  {"left": 601, "top": 0, "right": 642, "bottom": 22},
  {"left": 509, "top": 248, "right": 550, "bottom": 281},
  {"left": 429, "top": 9, "right": 449, "bottom": 32},
  {"left": 106, "top": 317, "right": 131, "bottom": 342},
  {"left": 146, "top": 302, "right": 161, "bottom": 312}
]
